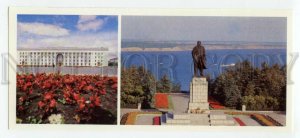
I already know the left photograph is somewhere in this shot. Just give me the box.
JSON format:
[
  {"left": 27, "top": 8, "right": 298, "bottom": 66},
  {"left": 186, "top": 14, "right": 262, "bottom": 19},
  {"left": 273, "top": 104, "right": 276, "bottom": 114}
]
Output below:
[{"left": 16, "top": 15, "right": 118, "bottom": 124}]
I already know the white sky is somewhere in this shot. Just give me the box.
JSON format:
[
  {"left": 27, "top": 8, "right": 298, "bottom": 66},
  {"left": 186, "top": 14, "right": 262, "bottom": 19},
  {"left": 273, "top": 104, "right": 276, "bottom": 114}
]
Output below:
[{"left": 122, "top": 16, "right": 287, "bottom": 42}]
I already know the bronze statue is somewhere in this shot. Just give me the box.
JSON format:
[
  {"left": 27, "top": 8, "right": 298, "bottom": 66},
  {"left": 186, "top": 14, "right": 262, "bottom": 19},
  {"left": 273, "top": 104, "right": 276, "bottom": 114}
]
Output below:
[{"left": 192, "top": 41, "right": 207, "bottom": 77}]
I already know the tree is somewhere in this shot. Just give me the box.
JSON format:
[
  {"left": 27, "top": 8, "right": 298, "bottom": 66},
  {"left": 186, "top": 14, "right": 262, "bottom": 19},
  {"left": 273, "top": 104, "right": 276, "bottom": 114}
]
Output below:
[
  {"left": 171, "top": 82, "right": 181, "bottom": 93},
  {"left": 121, "top": 66, "right": 156, "bottom": 108},
  {"left": 211, "top": 60, "right": 286, "bottom": 111},
  {"left": 156, "top": 74, "right": 171, "bottom": 93},
  {"left": 242, "top": 95, "right": 279, "bottom": 111},
  {"left": 244, "top": 82, "right": 255, "bottom": 96},
  {"left": 223, "top": 77, "right": 241, "bottom": 108},
  {"left": 156, "top": 74, "right": 182, "bottom": 93}
]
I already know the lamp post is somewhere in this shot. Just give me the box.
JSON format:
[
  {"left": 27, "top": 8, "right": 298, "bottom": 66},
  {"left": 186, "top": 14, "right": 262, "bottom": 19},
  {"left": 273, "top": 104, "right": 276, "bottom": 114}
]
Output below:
[
  {"left": 56, "top": 53, "right": 63, "bottom": 74},
  {"left": 21, "top": 60, "right": 24, "bottom": 74},
  {"left": 97, "top": 62, "right": 103, "bottom": 77}
]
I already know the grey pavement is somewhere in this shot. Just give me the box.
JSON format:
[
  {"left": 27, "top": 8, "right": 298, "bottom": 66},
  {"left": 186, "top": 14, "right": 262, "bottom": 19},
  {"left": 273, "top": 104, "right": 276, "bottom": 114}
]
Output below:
[
  {"left": 267, "top": 112, "right": 286, "bottom": 126},
  {"left": 169, "top": 93, "right": 189, "bottom": 113}
]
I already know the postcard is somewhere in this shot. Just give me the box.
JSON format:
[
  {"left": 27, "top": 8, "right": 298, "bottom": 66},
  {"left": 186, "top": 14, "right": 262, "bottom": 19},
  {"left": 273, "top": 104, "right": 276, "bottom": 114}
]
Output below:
[{"left": 8, "top": 7, "right": 292, "bottom": 131}]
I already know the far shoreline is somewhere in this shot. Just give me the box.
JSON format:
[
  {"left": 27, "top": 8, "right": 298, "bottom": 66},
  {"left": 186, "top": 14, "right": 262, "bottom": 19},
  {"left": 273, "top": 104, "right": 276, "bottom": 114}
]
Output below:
[{"left": 122, "top": 47, "right": 286, "bottom": 52}]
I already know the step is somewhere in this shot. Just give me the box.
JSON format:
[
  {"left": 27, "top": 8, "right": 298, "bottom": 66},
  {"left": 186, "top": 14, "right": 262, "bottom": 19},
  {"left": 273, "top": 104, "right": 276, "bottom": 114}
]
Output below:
[
  {"left": 191, "top": 119, "right": 210, "bottom": 126},
  {"left": 210, "top": 114, "right": 227, "bottom": 120},
  {"left": 166, "top": 119, "right": 191, "bottom": 124},
  {"left": 173, "top": 114, "right": 190, "bottom": 120},
  {"left": 210, "top": 119, "right": 236, "bottom": 126}
]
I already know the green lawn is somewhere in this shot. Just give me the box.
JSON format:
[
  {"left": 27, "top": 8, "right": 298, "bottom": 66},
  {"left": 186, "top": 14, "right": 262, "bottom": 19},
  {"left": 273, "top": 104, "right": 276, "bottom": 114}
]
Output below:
[{"left": 168, "top": 95, "right": 174, "bottom": 110}]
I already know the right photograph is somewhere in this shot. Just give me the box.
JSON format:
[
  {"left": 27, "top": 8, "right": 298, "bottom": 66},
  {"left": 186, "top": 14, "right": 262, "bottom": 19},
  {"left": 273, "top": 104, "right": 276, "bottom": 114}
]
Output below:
[{"left": 120, "top": 16, "right": 287, "bottom": 126}]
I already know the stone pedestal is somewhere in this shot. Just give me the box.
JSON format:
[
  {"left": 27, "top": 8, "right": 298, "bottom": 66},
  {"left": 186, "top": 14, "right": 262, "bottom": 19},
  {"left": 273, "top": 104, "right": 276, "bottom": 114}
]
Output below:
[
  {"left": 242, "top": 105, "right": 246, "bottom": 112},
  {"left": 162, "top": 77, "right": 237, "bottom": 126},
  {"left": 188, "top": 77, "right": 209, "bottom": 113}
]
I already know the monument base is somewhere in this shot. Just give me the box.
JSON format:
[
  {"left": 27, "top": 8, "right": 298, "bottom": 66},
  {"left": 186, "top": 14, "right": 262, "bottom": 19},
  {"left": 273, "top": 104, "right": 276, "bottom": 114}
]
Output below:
[
  {"left": 187, "top": 77, "right": 210, "bottom": 112},
  {"left": 188, "top": 103, "right": 210, "bottom": 113},
  {"left": 163, "top": 112, "right": 236, "bottom": 126},
  {"left": 164, "top": 113, "right": 210, "bottom": 125},
  {"left": 162, "top": 77, "right": 236, "bottom": 126}
]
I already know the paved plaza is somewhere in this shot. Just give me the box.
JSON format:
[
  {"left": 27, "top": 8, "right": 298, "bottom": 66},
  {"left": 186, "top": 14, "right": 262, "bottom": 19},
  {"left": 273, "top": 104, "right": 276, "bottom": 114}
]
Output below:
[{"left": 121, "top": 93, "right": 286, "bottom": 126}]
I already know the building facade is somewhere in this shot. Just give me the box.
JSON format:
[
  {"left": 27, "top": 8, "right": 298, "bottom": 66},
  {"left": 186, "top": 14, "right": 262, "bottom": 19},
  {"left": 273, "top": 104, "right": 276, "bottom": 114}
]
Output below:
[{"left": 17, "top": 48, "right": 108, "bottom": 67}]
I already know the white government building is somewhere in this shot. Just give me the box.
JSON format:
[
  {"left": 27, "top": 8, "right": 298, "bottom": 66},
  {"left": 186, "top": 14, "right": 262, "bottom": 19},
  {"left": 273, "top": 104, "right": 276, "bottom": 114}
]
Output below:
[{"left": 17, "top": 47, "right": 109, "bottom": 67}]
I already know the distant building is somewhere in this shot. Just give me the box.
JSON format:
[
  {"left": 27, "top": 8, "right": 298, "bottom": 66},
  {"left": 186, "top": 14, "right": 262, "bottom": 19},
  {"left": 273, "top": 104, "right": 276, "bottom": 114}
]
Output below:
[
  {"left": 108, "top": 57, "right": 118, "bottom": 66},
  {"left": 17, "top": 47, "right": 109, "bottom": 67}
]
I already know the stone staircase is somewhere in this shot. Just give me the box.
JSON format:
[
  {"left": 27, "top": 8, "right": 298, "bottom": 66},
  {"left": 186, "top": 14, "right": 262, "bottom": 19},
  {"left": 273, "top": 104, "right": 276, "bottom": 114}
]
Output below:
[
  {"left": 161, "top": 77, "right": 236, "bottom": 126},
  {"left": 164, "top": 112, "right": 210, "bottom": 125},
  {"left": 209, "top": 114, "right": 236, "bottom": 126},
  {"left": 163, "top": 112, "right": 236, "bottom": 126}
]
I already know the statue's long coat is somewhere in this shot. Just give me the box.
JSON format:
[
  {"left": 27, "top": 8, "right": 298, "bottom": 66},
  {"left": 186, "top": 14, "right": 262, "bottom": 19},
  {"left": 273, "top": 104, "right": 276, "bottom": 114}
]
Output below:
[{"left": 192, "top": 45, "right": 207, "bottom": 70}]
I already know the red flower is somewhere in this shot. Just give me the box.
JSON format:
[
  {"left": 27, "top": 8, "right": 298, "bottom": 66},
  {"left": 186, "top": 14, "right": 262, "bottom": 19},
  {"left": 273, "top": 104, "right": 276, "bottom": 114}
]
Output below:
[
  {"left": 25, "top": 82, "right": 32, "bottom": 87},
  {"left": 96, "top": 80, "right": 104, "bottom": 87},
  {"left": 79, "top": 103, "right": 85, "bottom": 110},
  {"left": 65, "top": 98, "right": 72, "bottom": 104},
  {"left": 111, "top": 77, "right": 117, "bottom": 83},
  {"left": 64, "top": 91, "right": 70, "bottom": 98},
  {"left": 65, "top": 85, "right": 72, "bottom": 91},
  {"left": 28, "top": 89, "right": 33, "bottom": 95},
  {"left": 80, "top": 81, "right": 87, "bottom": 86},
  {"left": 18, "top": 79, "right": 25, "bottom": 86},
  {"left": 22, "top": 85, "right": 28, "bottom": 91},
  {"left": 94, "top": 96, "right": 101, "bottom": 106},
  {"left": 155, "top": 93, "right": 169, "bottom": 108},
  {"left": 49, "top": 99, "right": 56, "bottom": 108},
  {"left": 84, "top": 85, "right": 94, "bottom": 91},
  {"left": 78, "top": 81, "right": 87, "bottom": 90},
  {"left": 26, "top": 75, "right": 33, "bottom": 80},
  {"left": 18, "top": 106, "right": 24, "bottom": 111},
  {"left": 64, "top": 78, "right": 71, "bottom": 84},
  {"left": 89, "top": 96, "right": 94, "bottom": 101},
  {"left": 43, "top": 81, "right": 52, "bottom": 89},
  {"left": 100, "top": 89, "right": 106, "bottom": 95},
  {"left": 77, "top": 97, "right": 85, "bottom": 104},
  {"left": 44, "top": 92, "right": 53, "bottom": 101},
  {"left": 111, "top": 83, "right": 117, "bottom": 89},
  {"left": 208, "top": 96, "right": 225, "bottom": 109},
  {"left": 89, "top": 103, "right": 95, "bottom": 108},
  {"left": 90, "top": 95, "right": 101, "bottom": 107},
  {"left": 73, "top": 93, "right": 80, "bottom": 101},
  {"left": 38, "top": 101, "right": 45, "bottom": 108}
]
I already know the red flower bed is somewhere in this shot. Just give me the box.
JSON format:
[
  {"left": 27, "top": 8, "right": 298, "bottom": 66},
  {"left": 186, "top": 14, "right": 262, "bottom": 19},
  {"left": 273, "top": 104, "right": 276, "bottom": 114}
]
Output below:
[
  {"left": 250, "top": 114, "right": 275, "bottom": 126},
  {"left": 208, "top": 96, "right": 225, "bottom": 109},
  {"left": 153, "top": 116, "right": 161, "bottom": 125},
  {"left": 155, "top": 93, "right": 168, "bottom": 109},
  {"left": 233, "top": 117, "right": 246, "bottom": 126},
  {"left": 120, "top": 112, "right": 162, "bottom": 125},
  {"left": 265, "top": 115, "right": 283, "bottom": 126},
  {"left": 16, "top": 73, "right": 117, "bottom": 124}
]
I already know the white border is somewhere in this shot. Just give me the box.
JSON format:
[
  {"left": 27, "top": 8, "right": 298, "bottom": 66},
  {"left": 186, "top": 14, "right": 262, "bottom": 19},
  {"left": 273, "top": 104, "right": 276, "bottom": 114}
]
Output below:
[{"left": 8, "top": 7, "right": 292, "bottom": 132}]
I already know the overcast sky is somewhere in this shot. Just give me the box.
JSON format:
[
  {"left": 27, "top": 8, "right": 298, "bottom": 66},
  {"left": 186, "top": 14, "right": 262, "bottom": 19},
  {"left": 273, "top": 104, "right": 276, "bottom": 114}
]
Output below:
[{"left": 122, "top": 16, "right": 287, "bottom": 42}]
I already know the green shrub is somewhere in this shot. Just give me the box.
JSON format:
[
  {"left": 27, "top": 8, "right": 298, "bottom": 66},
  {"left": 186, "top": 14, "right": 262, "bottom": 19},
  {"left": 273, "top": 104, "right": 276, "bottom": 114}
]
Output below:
[{"left": 211, "top": 61, "right": 286, "bottom": 111}]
